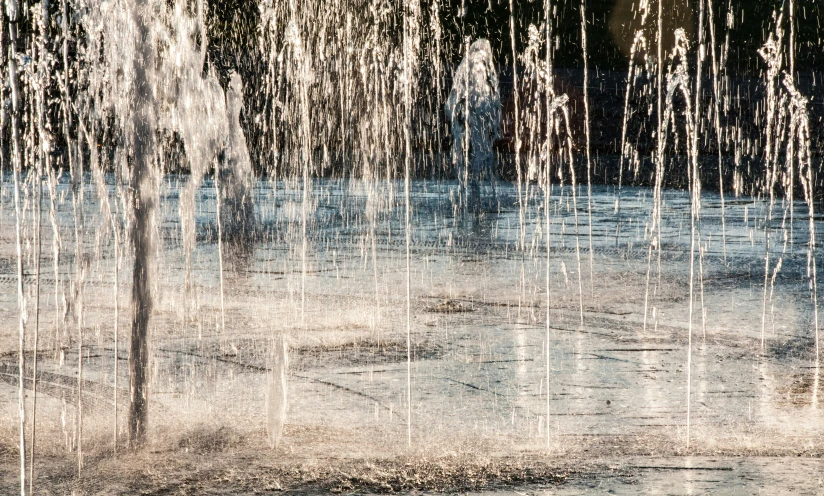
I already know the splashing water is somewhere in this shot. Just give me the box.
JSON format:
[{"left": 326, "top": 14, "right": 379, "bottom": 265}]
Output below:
[
  {"left": 0, "top": 0, "right": 823, "bottom": 492},
  {"left": 445, "top": 38, "right": 501, "bottom": 219}
]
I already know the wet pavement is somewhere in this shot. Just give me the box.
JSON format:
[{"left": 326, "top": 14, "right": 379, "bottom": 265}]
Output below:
[{"left": 1, "top": 177, "right": 822, "bottom": 492}]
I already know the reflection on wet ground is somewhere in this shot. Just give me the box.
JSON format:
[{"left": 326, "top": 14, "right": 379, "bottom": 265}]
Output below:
[{"left": 1, "top": 178, "right": 822, "bottom": 492}]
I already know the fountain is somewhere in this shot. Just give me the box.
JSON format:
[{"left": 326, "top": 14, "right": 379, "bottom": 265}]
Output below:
[
  {"left": 1, "top": 0, "right": 823, "bottom": 493},
  {"left": 445, "top": 38, "right": 501, "bottom": 217}
]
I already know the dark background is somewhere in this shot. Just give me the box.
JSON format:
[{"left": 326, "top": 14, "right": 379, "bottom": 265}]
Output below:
[
  {"left": 206, "top": 0, "right": 824, "bottom": 190},
  {"left": 2, "top": 0, "right": 822, "bottom": 192}
]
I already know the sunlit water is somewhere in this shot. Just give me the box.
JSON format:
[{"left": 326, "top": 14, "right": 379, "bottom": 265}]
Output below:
[
  {"left": 1, "top": 176, "right": 822, "bottom": 459},
  {"left": 0, "top": 0, "right": 821, "bottom": 492}
]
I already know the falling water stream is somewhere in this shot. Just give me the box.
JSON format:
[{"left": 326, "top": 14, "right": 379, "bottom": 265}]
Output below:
[{"left": 1, "top": 0, "right": 823, "bottom": 493}]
